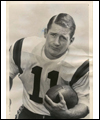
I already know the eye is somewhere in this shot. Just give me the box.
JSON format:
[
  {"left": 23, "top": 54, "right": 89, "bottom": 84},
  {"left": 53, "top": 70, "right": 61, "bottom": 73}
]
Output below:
[
  {"left": 60, "top": 36, "right": 67, "bottom": 41},
  {"left": 50, "top": 33, "right": 56, "bottom": 37}
]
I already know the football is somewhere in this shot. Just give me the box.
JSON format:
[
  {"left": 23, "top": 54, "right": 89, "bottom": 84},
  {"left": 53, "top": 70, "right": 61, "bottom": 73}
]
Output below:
[{"left": 46, "top": 85, "right": 78, "bottom": 109}]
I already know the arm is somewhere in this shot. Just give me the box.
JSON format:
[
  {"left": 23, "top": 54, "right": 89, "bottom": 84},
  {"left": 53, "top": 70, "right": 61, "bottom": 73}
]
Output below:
[
  {"left": 44, "top": 93, "right": 89, "bottom": 119},
  {"left": 9, "top": 44, "right": 19, "bottom": 107},
  {"left": 9, "top": 45, "right": 19, "bottom": 91},
  {"left": 9, "top": 77, "right": 13, "bottom": 91},
  {"left": 9, "top": 39, "right": 23, "bottom": 90},
  {"left": 66, "top": 103, "right": 89, "bottom": 119},
  {"left": 9, "top": 77, "right": 13, "bottom": 106},
  {"left": 44, "top": 73, "right": 89, "bottom": 119}
]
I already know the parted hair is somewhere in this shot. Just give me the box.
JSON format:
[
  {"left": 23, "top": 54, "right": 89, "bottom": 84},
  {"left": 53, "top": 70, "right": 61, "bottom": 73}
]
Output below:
[{"left": 47, "top": 13, "right": 76, "bottom": 38}]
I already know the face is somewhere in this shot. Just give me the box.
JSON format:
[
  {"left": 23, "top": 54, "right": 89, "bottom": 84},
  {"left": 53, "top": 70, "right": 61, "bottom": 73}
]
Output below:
[{"left": 44, "top": 23, "right": 74, "bottom": 59}]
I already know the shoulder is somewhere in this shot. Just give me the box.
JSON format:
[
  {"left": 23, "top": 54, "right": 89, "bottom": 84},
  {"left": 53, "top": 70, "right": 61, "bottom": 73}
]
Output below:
[
  {"left": 11, "top": 36, "right": 45, "bottom": 54},
  {"left": 10, "top": 36, "right": 45, "bottom": 58},
  {"left": 22, "top": 36, "right": 45, "bottom": 53},
  {"left": 10, "top": 36, "right": 45, "bottom": 70},
  {"left": 60, "top": 45, "right": 89, "bottom": 82},
  {"left": 62, "top": 45, "right": 89, "bottom": 68}
]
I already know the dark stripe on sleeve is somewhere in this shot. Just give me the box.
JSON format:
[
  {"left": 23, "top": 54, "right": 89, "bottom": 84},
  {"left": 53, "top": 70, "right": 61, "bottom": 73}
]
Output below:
[
  {"left": 70, "top": 59, "right": 89, "bottom": 86},
  {"left": 9, "top": 77, "right": 13, "bottom": 90},
  {"left": 13, "top": 38, "right": 24, "bottom": 74}
]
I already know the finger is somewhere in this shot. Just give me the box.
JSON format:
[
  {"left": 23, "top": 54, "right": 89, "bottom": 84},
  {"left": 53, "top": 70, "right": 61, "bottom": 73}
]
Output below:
[
  {"left": 59, "top": 92, "right": 64, "bottom": 101},
  {"left": 58, "top": 92, "right": 67, "bottom": 106},
  {"left": 45, "top": 95, "right": 56, "bottom": 107},
  {"left": 43, "top": 99, "right": 52, "bottom": 111}
]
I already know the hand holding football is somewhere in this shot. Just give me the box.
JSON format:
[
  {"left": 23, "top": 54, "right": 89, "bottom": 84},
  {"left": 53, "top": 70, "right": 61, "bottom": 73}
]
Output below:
[{"left": 46, "top": 85, "right": 78, "bottom": 109}]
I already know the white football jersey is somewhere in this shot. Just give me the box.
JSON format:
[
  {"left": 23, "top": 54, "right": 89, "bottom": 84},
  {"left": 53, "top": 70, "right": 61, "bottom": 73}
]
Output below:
[{"left": 9, "top": 36, "right": 90, "bottom": 115}]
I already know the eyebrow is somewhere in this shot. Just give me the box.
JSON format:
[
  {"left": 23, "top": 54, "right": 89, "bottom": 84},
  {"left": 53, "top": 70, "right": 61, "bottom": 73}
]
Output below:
[
  {"left": 50, "top": 32, "right": 68, "bottom": 39},
  {"left": 50, "top": 32, "right": 57, "bottom": 35},
  {"left": 60, "top": 35, "right": 67, "bottom": 40}
]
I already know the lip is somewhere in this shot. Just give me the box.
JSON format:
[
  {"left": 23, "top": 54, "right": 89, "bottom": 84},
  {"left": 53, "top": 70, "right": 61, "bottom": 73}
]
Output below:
[{"left": 50, "top": 46, "right": 60, "bottom": 50}]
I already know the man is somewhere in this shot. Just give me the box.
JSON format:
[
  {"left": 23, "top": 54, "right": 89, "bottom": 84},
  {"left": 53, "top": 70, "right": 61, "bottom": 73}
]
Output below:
[{"left": 9, "top": 13, "right": 89, "bottom": 119}]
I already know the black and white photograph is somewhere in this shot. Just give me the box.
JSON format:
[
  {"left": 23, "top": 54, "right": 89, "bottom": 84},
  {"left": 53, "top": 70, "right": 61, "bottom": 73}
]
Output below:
[{"left": 6, "top": 1, "right": 93, "bottom": 119}]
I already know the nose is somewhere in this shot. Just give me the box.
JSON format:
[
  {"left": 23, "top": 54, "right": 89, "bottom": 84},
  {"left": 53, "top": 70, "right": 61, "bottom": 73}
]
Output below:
[{"left": 54, "top": 37, "right": 60, "bottom": 46}]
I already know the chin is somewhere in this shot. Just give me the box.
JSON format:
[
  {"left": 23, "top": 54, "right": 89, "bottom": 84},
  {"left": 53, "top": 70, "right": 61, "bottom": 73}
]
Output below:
[
  {"left": 50, "top": 51, "right": 58, "bottom": 56},
  {"left": 47, "top": 49, "right": 60, "bottom": 58}
]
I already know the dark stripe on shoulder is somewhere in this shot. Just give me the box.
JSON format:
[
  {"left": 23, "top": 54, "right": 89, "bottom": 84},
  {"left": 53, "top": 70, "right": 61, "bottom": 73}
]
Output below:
[
  {"left": 72, "top": 74, "right": 88, "bottom": 89},
  {"left": 70, "top": 59, "right": 89, "bottom": 86},
  {"left": 13, "top": 38, "right": 24, "bottom": 74}
]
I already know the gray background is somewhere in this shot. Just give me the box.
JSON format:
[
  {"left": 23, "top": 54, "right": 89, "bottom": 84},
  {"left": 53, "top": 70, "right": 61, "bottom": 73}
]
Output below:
[{"left": 9, "top": 4, "right": 89, "bottom": 53}]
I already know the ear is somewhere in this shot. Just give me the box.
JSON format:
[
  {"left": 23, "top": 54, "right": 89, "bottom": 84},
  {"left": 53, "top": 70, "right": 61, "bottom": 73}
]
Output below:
[
  {"left": 44, "top": 28, "right": 47, "bottom": 38},
  {"left": 70, "top": 37, "right": 75, "bottom": 45}
]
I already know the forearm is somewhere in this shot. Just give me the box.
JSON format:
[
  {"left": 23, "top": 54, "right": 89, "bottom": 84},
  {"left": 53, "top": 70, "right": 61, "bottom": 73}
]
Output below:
[
  {"left": 65, "top": 103, "right": 89, "bottom": 119},
  {"left": 9, "top": 76, "right": 13, "bottom": 108}
]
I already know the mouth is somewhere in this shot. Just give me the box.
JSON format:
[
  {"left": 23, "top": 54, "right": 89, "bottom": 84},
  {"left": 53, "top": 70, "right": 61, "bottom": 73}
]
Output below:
[{"left": 50, "top": 46, "right": 60, "bottom": 51}]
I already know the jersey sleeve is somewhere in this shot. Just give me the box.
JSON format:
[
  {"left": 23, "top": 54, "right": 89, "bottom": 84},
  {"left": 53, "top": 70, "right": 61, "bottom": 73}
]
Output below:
[
  {"left": 9, "top": 36, "right": 43, "bottom": 79},
  {"left": 60, "top": 53, "right": 90, "bottom": 109},
  {"left": 9, "top": 38, "right": 24, "bottom": 79},
  {"left": 72, "top": 72, "right": 90, "bottom": 109},
  {"left": 9, "top": 43, "right": 19, "bottom": 79}
]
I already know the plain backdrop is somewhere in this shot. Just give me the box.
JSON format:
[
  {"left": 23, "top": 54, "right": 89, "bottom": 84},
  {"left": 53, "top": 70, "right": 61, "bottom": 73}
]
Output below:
[
  {"left": 9, "top": 3, "right": 89, "bottom": 53},
  {"left": 1, "top": 1, "right": 99, "bottom": 119}
]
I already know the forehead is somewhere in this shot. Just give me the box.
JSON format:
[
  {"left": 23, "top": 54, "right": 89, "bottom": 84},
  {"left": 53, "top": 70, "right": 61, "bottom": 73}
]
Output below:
[{"left": 49, "top": 23, "right": 71, "bottom": 36}]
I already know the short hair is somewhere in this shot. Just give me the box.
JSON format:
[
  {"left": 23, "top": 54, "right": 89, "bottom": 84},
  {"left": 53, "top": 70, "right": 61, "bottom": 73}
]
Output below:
[{"left": 47, "top": 13, "right": 76, "bottom": 38}]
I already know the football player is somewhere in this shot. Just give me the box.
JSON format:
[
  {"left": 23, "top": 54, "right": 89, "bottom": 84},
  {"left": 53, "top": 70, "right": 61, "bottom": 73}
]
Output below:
[{"left": 9, "top": 13, "right": 90, "bottom": 119}]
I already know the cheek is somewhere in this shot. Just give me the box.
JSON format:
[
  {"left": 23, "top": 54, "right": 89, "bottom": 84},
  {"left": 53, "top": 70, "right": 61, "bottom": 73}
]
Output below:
[
  {"left": 46, "top": 36, "right": 53, "bottom": 45},
  {"left": 60, "top": 41, "right": 70, "bottom": 50},
  {"left": 61, "top": 41, "right": 69, "bottom": 47},
  {"left": 45, "top": 39, "right": 52, "bottom": 48}
]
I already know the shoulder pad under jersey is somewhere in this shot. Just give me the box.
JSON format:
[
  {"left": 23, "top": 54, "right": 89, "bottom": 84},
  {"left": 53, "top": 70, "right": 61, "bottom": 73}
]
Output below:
[
  {"left": 62, "top": 45, "right": 89, "bottom": 67},
  {"left": 60, "top": 45, "right": 91, "bottom": 84},
  {"left": 12, "top": 36, "right": 45, "bottom": 73},
  {"left": 22, "top": 36, "right": 44, "bottom": 53}
]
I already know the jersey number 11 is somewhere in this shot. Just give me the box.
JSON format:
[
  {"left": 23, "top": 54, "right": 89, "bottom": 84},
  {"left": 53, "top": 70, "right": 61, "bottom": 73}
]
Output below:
[{"left": 29, "top": 66, "right": 59, "bottom": 103}]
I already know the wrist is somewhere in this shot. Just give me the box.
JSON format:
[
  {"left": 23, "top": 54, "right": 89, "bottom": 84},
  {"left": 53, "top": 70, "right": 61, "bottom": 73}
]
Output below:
[{"left": 65, "top": 109, "right": 73, "bottom": 119}]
